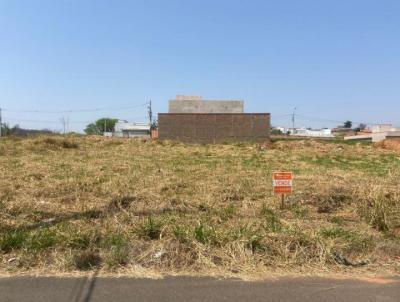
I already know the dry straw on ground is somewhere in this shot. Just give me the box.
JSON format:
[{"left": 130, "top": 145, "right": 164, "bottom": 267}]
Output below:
[{"left": 0, "top": 135, "right": 399, "bottom": 278}]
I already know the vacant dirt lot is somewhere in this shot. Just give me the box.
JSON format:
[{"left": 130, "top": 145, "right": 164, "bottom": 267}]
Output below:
[{"left": 0, "top": 136, "right": 399, "bottom": 277}]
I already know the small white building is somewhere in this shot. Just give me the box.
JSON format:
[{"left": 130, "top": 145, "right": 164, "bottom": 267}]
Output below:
[
  {"left": 110, "top": 120, "right": 151, "bottom": 138},
  {"left": 272, "top": 127, "right": 287, "bottom": 134},
  {"left": 292, "top": 128, "right": 334, "bottom": 138},
  {"left": 370, "top": 124, "right": 395, "bottom": 133}
]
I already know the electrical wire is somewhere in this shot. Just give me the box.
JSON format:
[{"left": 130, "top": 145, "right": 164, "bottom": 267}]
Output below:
[
  {"left": 294, "top": 114, "right": 393, "bottom": 126},
  {"left": 3, "top": 118, "right": 89, "bottom": 124},
  {"left": 2, "top": 102, "right": 149, "bottom": 114},
  {"left": 4, "top": 116, "right": 148, "bottom": 124}
]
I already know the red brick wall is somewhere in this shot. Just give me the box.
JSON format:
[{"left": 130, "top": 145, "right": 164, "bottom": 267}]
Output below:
[
  {"left": 151, "top": 130, "right": 159, "bottom": 139},
  {"left": 158, "top": 113, "right": 270, "bottom": 143}
]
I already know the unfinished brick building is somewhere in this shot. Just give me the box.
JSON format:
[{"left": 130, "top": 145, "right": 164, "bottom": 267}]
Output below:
[
  {"left": 158, "top": 113, "right": 270, "bottom": 144},
  {"left": 158, "top": 95, "right": 270, "bottom": 144}
]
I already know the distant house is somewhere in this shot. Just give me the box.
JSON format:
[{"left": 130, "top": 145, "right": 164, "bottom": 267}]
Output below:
[
  {"left": 370, "top": 124, "right": 395, "bottom": 133},
  {"left": 331, "top": 127, "right": 355, "bottom": 137},
  {"left": 107, "top": 120, "right": 150, "bottom": 138},
  {"left": 272, "top": 127, "right": 287, "bottom": 134},
  {"left": 292, "top": 128, "right": 334, "bottom": 138},
  {"left": 344, "top": 124, "right": 400, "bottom": 142}
]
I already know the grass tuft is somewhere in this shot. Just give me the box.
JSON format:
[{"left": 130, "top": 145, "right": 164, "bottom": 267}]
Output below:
[
  {"left": 108, "top": 196, "right": 136, "bottom": 213},
  {"left": 173, "top": 225, "right": 190, "bottom": 243},
  {"left": 103, "top": 232, "right": 129, "bottom": 267},
  {"left": 194, "top": 223, "right": 217, "bottom": 245},
  {"left": 329, "top": 216, "right": 345, "bottom": 226},
  {"left": 34, "top": 137, "right": 79, "bottom": 150},
  {"left": 291, "top": 204, "right": 309, "bottom": 218},
  {"left": 260, "top": 204, "right": 282, "bottom": 232},
  {"left": 73, "top": 250, "right": 102, "bottom": 270},
  {"left": 358, "top": 191, "right": 399, "bottom": 233},
  {"left": 0, "top": 230, "right": 28, "bottom": 253},
  {"left": 28, "top": 229, "right": 58, "bottom": 251},
  {"left": 136, "top": 217, "right": 163, "bottom": 240},
  {"left": 219, "top": 204, "right": 236, "bottom": 221}
]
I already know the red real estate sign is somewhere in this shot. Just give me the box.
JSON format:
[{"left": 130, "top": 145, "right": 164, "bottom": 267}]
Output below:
[{"left": 273, "top": 172, "right": 293, "bottom": 194}]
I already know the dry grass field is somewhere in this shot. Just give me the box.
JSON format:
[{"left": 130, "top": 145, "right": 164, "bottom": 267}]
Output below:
[{"left": 0, "top": 135, "right": 399, "bottom": 278}]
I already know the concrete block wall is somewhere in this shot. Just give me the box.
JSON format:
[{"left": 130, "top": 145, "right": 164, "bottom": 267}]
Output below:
[
  {"left": 158, "top": 113, "right": 270, "bottom": 144},
  {"left": 169, "top": 100, "right": 244, "bottom": 114}
]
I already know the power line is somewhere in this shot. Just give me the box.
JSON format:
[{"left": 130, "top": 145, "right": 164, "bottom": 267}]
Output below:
[
  {"left": 2, "top": 102, "right": 149, "bottom": 114},
  {"left": 272, "top": 114, "right": 293, "bottom": 118},
  {"left": 294, "top": 114, "right": 390, "bottom": 126},
  {"left": 294, "top": 114, "right": 344, "bottom": 124},
  {"left": 3, "top": 118, "right": 89, "bottom": 124},
  {"left": 4, "top": 115, "right": 148, "bottom": 124},
  {"left": 272, "top": 113, "right": 398, "bottom": 128}
]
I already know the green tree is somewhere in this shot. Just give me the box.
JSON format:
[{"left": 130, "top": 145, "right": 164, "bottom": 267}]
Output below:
[
  {"left": 84, "top": 118, "right": 118, "bottom": 135},
  {"left": 343, "top": 120, "right": 352, "bottom": 129},
  {"left": 150, "top": 120, "right": 158, "bottom": 130},
  {"left": 355, "top": 123, "right": 367, "bottom": 132},
  {"left": 0, "top": 123, "right": 10, "bottom": 136},
  {"left": 359, "top": 123, "right": 367, "bottom": 130}
]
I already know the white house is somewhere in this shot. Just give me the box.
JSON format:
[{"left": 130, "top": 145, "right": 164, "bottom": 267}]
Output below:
[
  {"left": 108, "top": 120, "right": 151, "bottom": 138},
  {"left": 292, "top": 128, "right": 334, "bottom": 138}
]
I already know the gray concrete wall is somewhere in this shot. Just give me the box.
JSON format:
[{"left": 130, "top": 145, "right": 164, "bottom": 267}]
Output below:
[{"left": 169, "top": 99, "right": 244, "bottom": 113}]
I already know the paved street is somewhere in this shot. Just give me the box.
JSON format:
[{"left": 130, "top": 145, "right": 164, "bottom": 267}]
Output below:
[{"left": 0, "top": 275, "right": 399, "bottom": 302}]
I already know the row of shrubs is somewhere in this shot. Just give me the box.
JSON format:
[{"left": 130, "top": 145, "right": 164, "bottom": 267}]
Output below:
[{"left": 33, "top": 137, "right": 79, "bottom": 149}]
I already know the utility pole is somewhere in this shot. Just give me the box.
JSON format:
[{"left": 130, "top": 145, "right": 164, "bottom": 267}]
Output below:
[
  {"left": 60, "top": 116, "right": 69, "bottom": 135},
  {"left": 61, "top": 117, "right": 65, "bottom": 135},
  {"left": 0, "top": 107, "right": 2, "bottom": 138},
  {"left": 148, "top": 100, "right": 153, "bottom": 125},
  {"left": 292, "top": 107, "right": 297, "bottom": 135}
]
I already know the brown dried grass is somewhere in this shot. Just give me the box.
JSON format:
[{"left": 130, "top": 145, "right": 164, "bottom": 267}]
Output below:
[{"left": 0, "top": 135, "right": 399, "bottom": 277}]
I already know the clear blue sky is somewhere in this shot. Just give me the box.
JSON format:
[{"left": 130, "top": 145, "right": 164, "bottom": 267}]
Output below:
[{"left": 1, "top": 0, "right": 399, "bottom": 132}]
